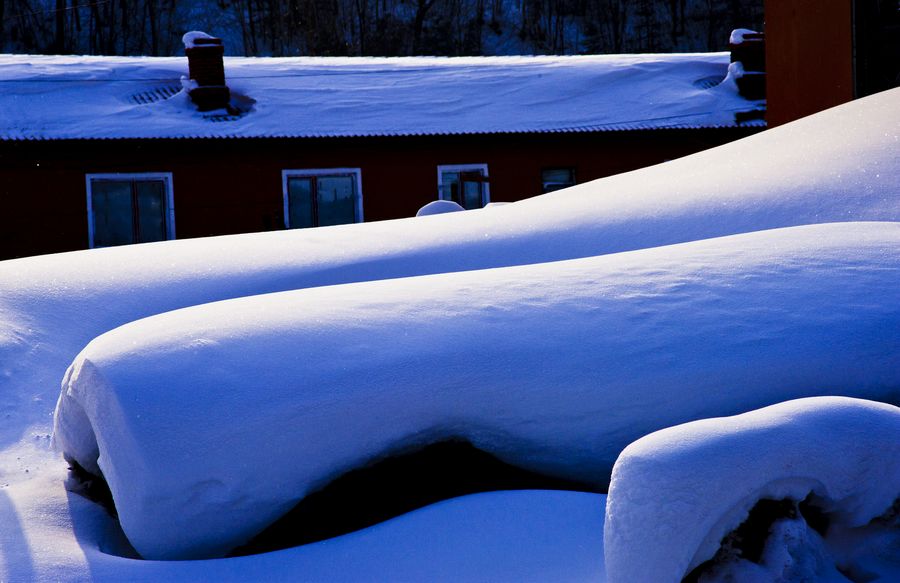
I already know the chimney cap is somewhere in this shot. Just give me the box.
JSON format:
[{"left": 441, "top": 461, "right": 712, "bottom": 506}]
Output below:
[
  {"left": 729, "top": 28, "right": 764, "bottom": 46},
  {"left": 183, "top": 31, "right": 222, "bottom": 50}
]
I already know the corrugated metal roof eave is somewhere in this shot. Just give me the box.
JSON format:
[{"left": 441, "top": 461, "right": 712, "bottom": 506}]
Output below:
[{"left": 0, "top": 122, "right": 766, "bottom": 141}]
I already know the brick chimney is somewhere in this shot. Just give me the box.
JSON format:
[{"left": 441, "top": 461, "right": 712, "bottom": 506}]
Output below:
[
  {"left": 729, "top": 29, "right": 766, "bottom": 100},
  {"left": 183, "top": 31, "right": 230, "bottom": 111}
]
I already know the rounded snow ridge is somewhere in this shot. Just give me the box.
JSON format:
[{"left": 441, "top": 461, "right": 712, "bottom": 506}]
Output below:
[{"left": 416, "top": 200, "right": 465, "bottom": 217}]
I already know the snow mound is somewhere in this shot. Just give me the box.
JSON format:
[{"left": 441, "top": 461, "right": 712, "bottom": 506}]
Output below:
[
  {"left": 5, "top": 88, "right": 899, "bottom": 447},
  {"left": 416, "top": 200, "right": 465, "bottom": 216},
  {"left": 604, "top": 397, "right": 900, "bottom": 583},
  {"left": 53, "top": 222, "right": 900, "bottom": 560}
]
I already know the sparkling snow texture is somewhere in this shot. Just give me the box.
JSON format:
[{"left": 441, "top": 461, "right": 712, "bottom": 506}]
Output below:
[
  {"left": 53, "top": 222, "right": 900, "bottom": 559},
  {"left": 604, "top": 397, "right": 900, "bottom": 583}
]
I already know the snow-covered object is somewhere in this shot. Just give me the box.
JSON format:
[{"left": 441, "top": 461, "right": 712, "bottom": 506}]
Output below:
[
  {"left": 182, "top": 31, "right": 216, "bottom": 49},
  {"left": 729, "top": 28, "right": 759, "bottom": 45},
  {"left": 3, "top": 88, "right": 898, "bottom": 445},
  {"left": 53, "top": 223, "right": 900, "bottom": 559},
  {"left": 416, "top": 200, "right": 465, "bottom": 216},
  {"left": 726, "top": 60, "right": 745, "bottom": 80},
  {"left": 603, "top": 397, "right": 900, "bottom": 583},
  {"left": 0, "top": 52, "right": 758, "bottom": 140},
  {"left": 179, "top": 76, "right": 199, "bottom": 92}
]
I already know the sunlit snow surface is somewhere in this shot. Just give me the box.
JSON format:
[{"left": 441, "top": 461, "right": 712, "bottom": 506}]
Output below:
[
  {"left": 54, "top": 222, "right": 900, "bottom": 559},
  {"left": 0, "top": 88, "right": 898, "bottom": 579}
]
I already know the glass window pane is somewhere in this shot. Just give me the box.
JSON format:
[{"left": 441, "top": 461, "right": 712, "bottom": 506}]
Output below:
[
  {"left": 288, "top": 177, "right": 315, "bottom": 229},
  {"left": 542, "top": 168, "right": 575, "bottom": 192},
  {"left": 462, "top": 180, "right": 483, "bottom": 209},
  {"left": 316, "top": 175, "right": 356, "bottom": 227},
  {"left": 91, "top": 180, "right": 134, "bottom": 247},
  {"left": 543, "top": 168, "right": 574, "bottom": 184},
  {"left": 135, "top": 180, "right": 167, "bottom": 243},
  {"left": 440, "top": 172, "right": 461, "bottom": 204}
]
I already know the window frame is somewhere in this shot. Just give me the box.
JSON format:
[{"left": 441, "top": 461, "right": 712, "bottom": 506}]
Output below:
[
  {"left": 541, "top": 167, "right": 576, "bottom": 193},
  {"left": 281, "top": 168, "right": 364, "bottom": 229},
  {"left": 437, "top": 163, "right": 490, "bottom": 208},
  {"left": 85, "top": 172, "right": 176, "bottom": 249}
]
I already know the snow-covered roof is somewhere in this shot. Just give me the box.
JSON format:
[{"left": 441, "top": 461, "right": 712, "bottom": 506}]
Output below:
[{"left": 0, "top": 52, "right": 764, "bottom": 140}]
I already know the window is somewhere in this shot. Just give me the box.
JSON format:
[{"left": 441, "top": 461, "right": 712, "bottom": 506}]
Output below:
[
  {"left": 282, "top": 169, "right": 363, "bottom": 229},
  {"left": 541, "top": 168, "right": 576, "bottom": 193},
  {"left": 437, "top": 164, "right": 490, "bottom": 210},
  {"left": 86, "top": 173, "right": 175, "bottom": 248}
]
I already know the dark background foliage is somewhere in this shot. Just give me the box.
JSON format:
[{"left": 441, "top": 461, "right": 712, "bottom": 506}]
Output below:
[{"left": 0, "top": 0, "right": 762, "bottom": 56}]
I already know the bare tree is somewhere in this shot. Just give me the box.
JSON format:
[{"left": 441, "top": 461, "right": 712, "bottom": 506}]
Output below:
[
  {"left": 411, "top": 0, "right": 436, "bottom": 53},
  {"left": 53, "top": 0, "right": 65, "bottom": 51},
  {"left": 2, "top": 0, "right": 763, "bottom": 57}
]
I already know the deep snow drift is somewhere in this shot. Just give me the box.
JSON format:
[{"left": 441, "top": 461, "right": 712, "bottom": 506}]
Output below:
[
  {"left": 1, "top": 88, "right": 898, "bottom": 580},
  {"left": 4, "top": 87, "right": 899, "bottom": 451},
  {"left": 54, "top": 222, "right": 900, "bottom": 559},
  {"left": 604, "top": 397, "right": 900, "bottom": 583}
]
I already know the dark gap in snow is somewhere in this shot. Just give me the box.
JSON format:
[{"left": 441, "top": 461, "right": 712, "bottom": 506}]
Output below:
[
  {"left": 871, "top": 497, "right": 900, "bottom": 527},
  {"left": 682, "top": 497, "right": 799, "bottom": 583},
  {"left": 65, "top": 459, "right": 117, "bottom": 518},
  {"left": 837, "top": 564, "right": 880, "bottom": 583},
  {"left": 228, "top": 439, "right": 595, "bottom": 557},
  {"left": 721, "top": 498, "right": 798, "bottom": 563},
  {"left": 799, "top": 493, "right": 830, "bottom": 536},
  {"left": 200, "top": 91, "right": 256, "bottom": 121}
]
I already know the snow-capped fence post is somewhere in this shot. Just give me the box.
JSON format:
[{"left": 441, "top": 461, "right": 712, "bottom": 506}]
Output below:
[{"left": 183, "top": 31, "right": 230, "bottom": 111}]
